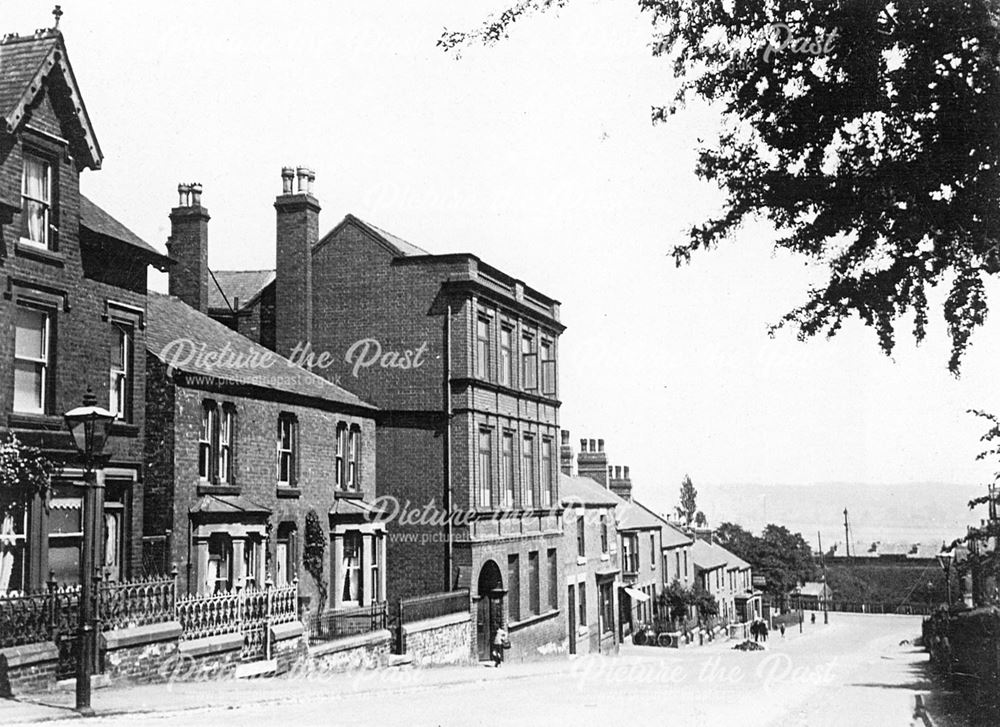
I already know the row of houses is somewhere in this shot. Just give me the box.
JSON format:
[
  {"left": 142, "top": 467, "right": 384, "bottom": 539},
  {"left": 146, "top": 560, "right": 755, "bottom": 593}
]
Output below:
[{"left": 0, "top": 23, "right": 759, "bottom": 670}]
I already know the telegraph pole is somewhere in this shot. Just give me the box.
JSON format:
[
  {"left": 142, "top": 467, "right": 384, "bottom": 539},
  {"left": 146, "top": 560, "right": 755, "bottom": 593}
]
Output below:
[
  {"left": 818, "top": 531, "right": 829, "bottom": 624},
  {"left": 843, "top": 508, "right": 851, "bottom": 560}
]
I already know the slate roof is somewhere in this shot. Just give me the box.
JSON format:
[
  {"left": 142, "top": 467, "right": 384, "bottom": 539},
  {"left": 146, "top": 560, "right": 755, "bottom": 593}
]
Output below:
[
  {"left": 189, "top": 494, "right": 270, "bottom": 515},
  {"left": 208, "top": 270, "right": 276, "bottom": 312},
  {"left": 617, "top": 498, "right": 670, "bottom": 532},
  {"left": 0, "top": 30, "right": 101, "bottom": 168},
  {"left": 560, "top": 472, "right": 624, "bottom": 508},
  {"left": 691, "top": 538, "right": 729, "bottom": 571},
  {"left": 661, "top": 519, "right": 694, "bottom": 549},
  {"left": 145, "top": 291, "right": 376, "bottom": 411},
  {"left": 80, "top": 194, "right": 170, "bottom": 268}
]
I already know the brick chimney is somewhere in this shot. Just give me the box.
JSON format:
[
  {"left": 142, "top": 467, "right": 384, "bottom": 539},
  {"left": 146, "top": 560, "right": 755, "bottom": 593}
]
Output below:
[
  {"left": 274, "top": 166, "right": 318, "bottom": 359},
  {"left": 559, "top": 430, "right": 574, "bottom": 476},
  {"left": 167, "top": 183, "right": 209, "bottom": 313},
  {"left": 609, "top": 464, "right": 633, "bottom": 502},
  {"left": 577, "top": 437, "right": 608, "bottom": 488}
]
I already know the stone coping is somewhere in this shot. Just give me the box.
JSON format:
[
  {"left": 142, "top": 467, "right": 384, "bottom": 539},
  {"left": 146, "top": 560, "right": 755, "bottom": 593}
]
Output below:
[
  {"left": 308, "top": 628, "right": 391, "bottom": 658},
  {"left": 178, "top": 631, "right": 244, "bottom": 658},
  {"left": 102, "top": 621, "right": 183, "bottom": 651},
  {"left": 270, "top": 620, "right": 305, "bottom": 642},
  {"left": 509, "top": 609, "right": 560, "bottom": 632},
  {"left": 401, "top": 611, "right": 470, "bottom": 636},
  {"left": 0, "top": 640, "right": 58, "bottom": 668}
]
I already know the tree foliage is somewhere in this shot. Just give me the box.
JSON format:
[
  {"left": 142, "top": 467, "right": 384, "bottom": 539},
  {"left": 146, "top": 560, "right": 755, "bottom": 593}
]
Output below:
[
  {"left": 0, "top": 434, "right": 53, "bottom": 519},
  {"left": 303, "top": 509, "right": 328, "bottom": 613},
  {"left": 676, "top": 474, "right": 700, "bottom": 526},
  {"left": 716, "top": 521, "right": 818, "bottom": 597},
  {"left": 442, "top": 0, "right": 1000, "bottom": 373}
]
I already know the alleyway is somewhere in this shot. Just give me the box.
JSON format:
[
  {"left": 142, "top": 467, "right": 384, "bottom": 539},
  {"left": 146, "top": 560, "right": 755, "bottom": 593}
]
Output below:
[{"left": 2, "top": 613, "right": 934, "bottom": 726}]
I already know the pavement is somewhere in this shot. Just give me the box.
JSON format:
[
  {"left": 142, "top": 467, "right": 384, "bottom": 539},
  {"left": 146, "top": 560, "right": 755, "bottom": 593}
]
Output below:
[{"left": 0, "top": 613, "right": 944, "bottom": 726}]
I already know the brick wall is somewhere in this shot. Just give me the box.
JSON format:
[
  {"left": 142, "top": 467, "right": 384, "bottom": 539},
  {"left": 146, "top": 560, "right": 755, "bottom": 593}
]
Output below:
[
  {"left": 1, "top": 80, "right": 150, "bottom": 587},
  {"left": 403, "top": 613, "right": 473, "bottom": 666},
  {"left": 143, "top": 369, "right": 377, "bottom": 602}
]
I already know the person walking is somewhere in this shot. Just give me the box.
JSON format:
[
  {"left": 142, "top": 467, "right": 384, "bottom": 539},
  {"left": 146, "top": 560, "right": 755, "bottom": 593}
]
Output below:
[
  {"left": 761, "top": 621, "right": 769, "bottom": 642},
  {"left": 779, "top": 623, "right": 786, "bottom": 638},
  {"left": 492, "top": 626, "right": 509, "bottom": 667}
]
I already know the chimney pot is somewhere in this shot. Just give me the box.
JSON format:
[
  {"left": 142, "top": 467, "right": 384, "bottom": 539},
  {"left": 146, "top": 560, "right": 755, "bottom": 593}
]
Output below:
[
  {"left": 281, "top": 166, "right": 295, "bottom": 195},
  {"left": 598, "top": 439, "right": 605, "bottom": 452},
  {"left": 176, "top": 183, "right": 190, "bottom": 207},
  {"left": 296, "top": 166, "right": 309, "bottom": 193},
  {"left": 624, "top": 466, "right": 630, "bottom": 479},
  {"left": 307, "top": 168, "right": 316, "bottom": 195},
  {"left": 608, "top": 466, "right": 613, "bottom": 477},
  {"left": 615, "top": 466, "right": 621, "bottom": 479},
  {"left": 561, "top": 431, "right": 569, "bottom": 444},
  {"left": 580, "top": 439, "right": 587, "bottom": 452},
  {"left": 589, "top": 439, "right": 596, "bottom": 452},
  {"left": 190, "top": 182, "right": 203, "bottom": 207}
]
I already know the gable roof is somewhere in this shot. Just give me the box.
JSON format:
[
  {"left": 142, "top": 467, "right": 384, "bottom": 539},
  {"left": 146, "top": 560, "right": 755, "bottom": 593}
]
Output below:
[
  {"left": 617, "top": 498, "right": 670, "bottom": 532},
  {"left": 0, "top": 29, "right": 101, "bottom": 168},
  {"left": 208, "top": 270, "right": 276, "bottom": 312},
  {"left": 79, "top": 195, "right": 170, "bottom": 269},
  {"left": 145, "top": 291, "right": 376, "bottom": 411},
  {"left": 660, "top": 519, "right": 694, "bottom": 549},
  {"left": 344, "top": 214, "right": 431, "bottom": 257},
  {"left": 690, "top": 538, "right": 729, "bottom": 571},
  {"left": 560, "top": 472, "right": 623, "bottom": 508}
]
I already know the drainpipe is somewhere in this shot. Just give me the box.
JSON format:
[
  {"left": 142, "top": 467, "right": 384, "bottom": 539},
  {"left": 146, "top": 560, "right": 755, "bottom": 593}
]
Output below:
[{"left": 445, "top": 302, "right": 454, "bottom": 590}]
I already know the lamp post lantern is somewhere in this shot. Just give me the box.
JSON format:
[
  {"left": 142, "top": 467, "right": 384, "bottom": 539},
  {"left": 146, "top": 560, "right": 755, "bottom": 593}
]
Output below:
[
  {"left": 936, "top": 550, "right": 954, "bottom": 609},
  {"left": 63, "top": 389, "right": 115, "bottom": 715}
]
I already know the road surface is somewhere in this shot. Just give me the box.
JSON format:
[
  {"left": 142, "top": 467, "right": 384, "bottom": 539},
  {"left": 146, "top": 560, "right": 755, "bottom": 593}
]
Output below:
[{"left": 5, "top": 613, "right": 933, "bottom": 726}]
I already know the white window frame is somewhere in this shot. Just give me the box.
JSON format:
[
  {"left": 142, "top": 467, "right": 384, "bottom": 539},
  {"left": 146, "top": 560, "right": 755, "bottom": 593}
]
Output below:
[
  {"left": 277, "top": 415, "right": 295, "bottom": 486},
  {"left": 13, "top": 305, "right": 50, "bottom": 414},
  {"left": 20, "top": 153, "right": 52, "bottom": 249},
  {"left": 109, "top": 322, "right": 131, "bottom": 422},
  {"left": 348, "top": 427, "right": 359, "bottom": 490}
]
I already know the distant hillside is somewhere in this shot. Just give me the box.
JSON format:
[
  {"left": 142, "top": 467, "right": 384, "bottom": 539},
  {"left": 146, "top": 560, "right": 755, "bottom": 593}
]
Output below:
[{"left": 694, "top": 481, "right": 984, "bottom": 555}]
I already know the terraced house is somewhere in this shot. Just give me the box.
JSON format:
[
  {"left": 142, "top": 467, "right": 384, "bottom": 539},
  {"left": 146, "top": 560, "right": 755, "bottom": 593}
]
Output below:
[
  {"left": 0, "top": 26, "right": 169, "bottom": 593},
  {"left": 146, "top": 186, "right": 384, "bottom": 618},
  {"left": 204, "top": 169, "right": 566, "bottom": 661}
]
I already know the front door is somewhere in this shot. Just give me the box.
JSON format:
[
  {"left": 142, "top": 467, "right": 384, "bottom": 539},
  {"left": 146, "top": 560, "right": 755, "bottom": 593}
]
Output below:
[
  {"left": 476, "top": 597, "right": 491, "bottom": 661},
  {"left": 567, "top": 585, "right": 576, "bottom": 655}
]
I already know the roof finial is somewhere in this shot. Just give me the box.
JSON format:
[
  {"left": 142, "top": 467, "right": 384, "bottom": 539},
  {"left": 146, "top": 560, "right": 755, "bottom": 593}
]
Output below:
[{"left": 52, "top": 5, "right": 63, "bottom": 29}]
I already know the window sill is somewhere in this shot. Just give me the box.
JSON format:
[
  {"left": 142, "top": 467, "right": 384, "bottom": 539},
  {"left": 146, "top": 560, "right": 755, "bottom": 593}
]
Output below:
[
  {"left": 8, "top": 412, "right": 64, "bottom": 430},
  {"left": 197, "top": 484, "right": 240, "bottom": 497},
  {"left": 600, "top": 553, "right": 610, "bottom": 562},
  {"left": 109, "top": 422, "right": 139, "bottom": 438},
  {"left": 576, "top": 556, "right": 587, "bottom": 566},
  {"left": 334, "top": 490, "right": 364, "bottom": 500},
  {"left": 508, "top": 608, "right": 560, "bottom": 633},
  {"left": 276, "top": 487, "right": 301, "bottom": 499},
  {"left": 15, "top": 240, "right": 63, "bottom": 266}
]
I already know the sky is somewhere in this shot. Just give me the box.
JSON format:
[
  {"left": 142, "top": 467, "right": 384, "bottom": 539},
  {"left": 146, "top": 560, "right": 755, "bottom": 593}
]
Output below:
[{"left": 4, "top": 0, "right": 996, "bottom": 537}]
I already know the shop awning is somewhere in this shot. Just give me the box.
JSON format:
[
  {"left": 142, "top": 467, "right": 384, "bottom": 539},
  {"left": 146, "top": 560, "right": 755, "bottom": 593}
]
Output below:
[{"left": 623, "top": 586, "right": 650, "bottom": 602}]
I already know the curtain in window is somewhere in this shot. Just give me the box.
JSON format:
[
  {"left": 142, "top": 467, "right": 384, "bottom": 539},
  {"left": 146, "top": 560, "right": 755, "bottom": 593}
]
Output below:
[
  {"left": 0, "top": 513, "right": 21, "bottom": 594},
  {"left": 104, "top": 512, "right": 120, "bottom": 579},
  {"left": 342, "top": 534, "right": 361, "bottom": 603},
  {"left": 22, "top": 157, "right": 49, "bottom": 244}
]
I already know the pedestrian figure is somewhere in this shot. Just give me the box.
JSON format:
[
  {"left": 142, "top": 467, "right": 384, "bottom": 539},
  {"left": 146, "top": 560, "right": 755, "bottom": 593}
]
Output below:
[
  {"left": 779, "top": 623, "right": 786, "bottom": 638},
  {"left": 750, "top": 620, "right": 759, "bottom": 642},
  {"left": 492, "top": 626, "right": 509, "bottom": 667},
  {"left": 761, "top": 622, "right": 769, "bottom": 642},
  {"left": 810, "top": 612, "right": 816, "bottom": 625}
]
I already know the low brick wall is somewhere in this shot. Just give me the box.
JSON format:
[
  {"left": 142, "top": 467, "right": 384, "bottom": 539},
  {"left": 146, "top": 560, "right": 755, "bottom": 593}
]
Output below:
[
  {"left": 102, "top": 621, "right": 183, "bottom": 684},
  {"left": 403, "top": 612, "right": 473, "bottom": 666},
  {"left": 307, "top": 629, "right": 392, "bottom": 672},
  {"left": 0, "top": 641, "right": 59, "bottom": 696},
  {"left": 272, "top": 621, "right": 307, "bottom": 674}
]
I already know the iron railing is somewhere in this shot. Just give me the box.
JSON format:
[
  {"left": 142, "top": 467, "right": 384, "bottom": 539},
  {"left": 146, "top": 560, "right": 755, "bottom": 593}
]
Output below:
[
  {"left": 100, "top": 575, "right": 176, "bottom": 631},
  {"left": 305, "top": 601, "right": 387, "bottom": 643}
]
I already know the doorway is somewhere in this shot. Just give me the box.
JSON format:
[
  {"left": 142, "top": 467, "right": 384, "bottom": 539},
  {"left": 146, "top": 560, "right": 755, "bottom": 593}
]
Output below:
[
  {"left": 476, "top": 560, "right": 505, "bottom": 661},
  {"left": 567, "top": 585, "right": 577, "bottom": 655}
]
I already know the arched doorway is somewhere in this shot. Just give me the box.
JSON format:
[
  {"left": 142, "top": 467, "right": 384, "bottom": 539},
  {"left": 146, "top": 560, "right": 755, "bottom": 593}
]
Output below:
[{"left": 475, "top": 560, "right": 506, "bottom": 661}]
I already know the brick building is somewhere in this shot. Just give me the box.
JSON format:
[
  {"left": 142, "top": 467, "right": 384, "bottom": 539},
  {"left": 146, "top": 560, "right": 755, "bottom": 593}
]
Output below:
[
  {"left": 559, "top": 471, "right": 620, "bottom": 656},
  {"left": 0, "top": 27, "right": 170, "bottom": 593},
  {"left": 690, "top": 538, "right": 732, "bottom": 621},
  {"left": 145, "top": 186, "right": 383, "bottom": 614},
  {"left": 203, "top": 170, "right": 566, "bottom": 661}
]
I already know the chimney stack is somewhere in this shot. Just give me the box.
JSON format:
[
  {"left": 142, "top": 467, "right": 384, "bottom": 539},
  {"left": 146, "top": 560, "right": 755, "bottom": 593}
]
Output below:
[
  {"left": 577, "top": 435, "right": 609, "bottom": 488},
  {"left": 560, "top": 430, "right": 574, "bottom": 476},
  {"left": 167, "top": 183, "right": 210, "bottom": 313},
  {"left": 609, "top": 462, "right": 633, "bottom": 501},
  {"left": 274, "top": 166, "right": 319, "bottom": 359}
]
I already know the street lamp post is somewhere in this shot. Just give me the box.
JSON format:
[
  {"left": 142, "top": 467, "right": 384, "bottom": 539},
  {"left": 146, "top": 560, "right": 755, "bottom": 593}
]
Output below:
[
  {"left": 936, "top": 550, "right": 954, "bottom": 609},
  {"left": 64, "top": 390, "right": 115, "bottom": 715}
]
